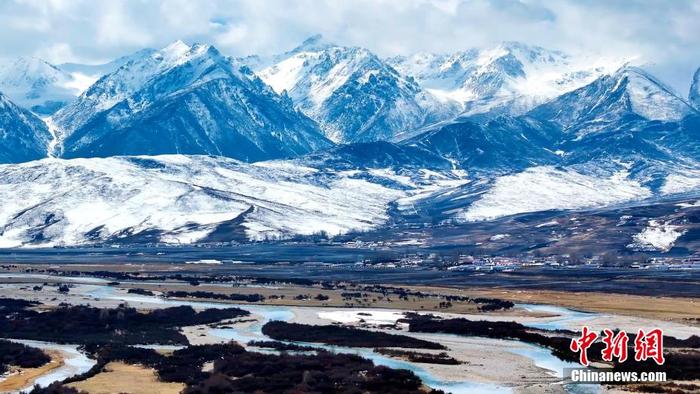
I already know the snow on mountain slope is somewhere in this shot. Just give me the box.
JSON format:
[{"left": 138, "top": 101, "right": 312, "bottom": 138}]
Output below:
[
  {"left": 0, "top": 57, "right": 89, "bottom": 115},
  {"left": 52, "top": 41, "right": 331, "bottom": 161},
  {"left": 690, "top": 67, "right": 700, "bottom": 110},
  {"left": 457, "top": 166, "right": 652, "bottom": 221},
  {"left": 258, "top": 35, "right": 458, "bottom": 143},
  {"left": 2, "top": 152, "right": 697, "bottom": 247},
  {"left": 0, "top": 91, "right": 51, "bottom": 163},
  {"left": 662, "top": 168, "right": 700, "bottom": 195},
  {"left": 0, "top": 155, "right": 413, "bottom": 247},
  {"left": 388, "top": 42, "right": 624, "bottom": 116},
  {"left": 624, "top": 69, "right": 695, "bottom": 121}
]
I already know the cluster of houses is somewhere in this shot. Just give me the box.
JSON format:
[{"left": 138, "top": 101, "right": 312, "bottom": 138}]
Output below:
[{"left": 353, "top": 253, "right": 700, "bottom": 272}]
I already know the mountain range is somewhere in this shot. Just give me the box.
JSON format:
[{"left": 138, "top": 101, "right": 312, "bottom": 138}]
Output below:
[
  {"left": 254, "top": 35, "right": 459, "bottom": 143},
  {"left": 51, "top": 41, "right": 331, "bottom": 161},
  {"left": 1, "top": 36, "right": 700, "bottom": 252},
  {"left": 387, "top": 41, "right": 624, "bottom": 116}
]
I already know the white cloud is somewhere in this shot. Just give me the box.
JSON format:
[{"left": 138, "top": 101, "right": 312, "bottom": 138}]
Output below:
[
  {"left": 94, "top": 1, "right": 152, "bottom": 46},
  {"left": 33, "top": 42, "right": 75, "bottom": 63},
  {"left": 215, "top": 24, "right": 250, "bottom": 47},
  {"left": 0, "top": 0, "right": 698, "bottom": 93}
]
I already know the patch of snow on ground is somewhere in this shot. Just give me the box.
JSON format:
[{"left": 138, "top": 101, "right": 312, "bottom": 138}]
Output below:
[
  {"left": 535, "top": 220, "right": 559, "bottom": 228},
  {"left": 318, "top": 310, "right": 406, "bottom": 325},
  {"left": 185, "top": 259, "right": 222, "bottom": 265},
  {"left": 628, "top": 220, "right": 686, "bottom": 252}
]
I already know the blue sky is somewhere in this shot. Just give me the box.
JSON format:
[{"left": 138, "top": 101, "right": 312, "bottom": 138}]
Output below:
[{"left": 1, "top": 0, "right": 699, "bottom": 94}]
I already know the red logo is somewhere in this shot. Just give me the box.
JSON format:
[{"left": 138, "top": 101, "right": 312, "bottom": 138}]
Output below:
[
  {"left": 570, "top": 325, "right": 598, "bottom": 366},
  {"left": 601, "top": 329, "right": 629, "bottom": 362},
  {"left": 634, "top": 328, "right": 665, "bottom": 365},
  {"left": 570, "top": 327, "right": 664, "bottom": 366}
]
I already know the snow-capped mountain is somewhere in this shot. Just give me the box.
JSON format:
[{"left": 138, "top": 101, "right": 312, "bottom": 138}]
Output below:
[
  {"left": 0, "top": 57, "right": 90, "bottom": 115},
  {"left": 388, "top": 42, "right": 624, "bottom": 116},
  {"left": 0, "top": 51, "right": 154, "bottom": 116},
  {"left": 257, "top": 35, "right": 459, "bottom": 143},
  {"left": 52, "top": 41, "right": 331, "bottom": 161},
  {"left": 530, "top": 66, "right": 696, "bottom": 133},
  {"left": 0, "top": 91, "right": 51, "bottom": 163},
  {"left": 528, "top": 66, "right": 700, "bottom": 170},
  {"left": 690, "top": 67, "right": 700, "bottom": 110},
  {"left": 52, "top": 41, "right": 197, "bottom": 134}
]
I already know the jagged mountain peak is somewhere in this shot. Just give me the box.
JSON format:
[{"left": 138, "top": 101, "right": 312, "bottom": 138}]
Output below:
[
  {"left": 53, "top": 41, "right": 242, "bottom": 134},
  {"left": 613, "top": 65, "right": 674, "bottom": 88},
  {"left": 2, "top": 56, "right": 64, "bottom": 77},
  {"left": 494, "top": 41, "right": 568, "bottom": 62},
  {"left": 258, "top": 37, "right": 458, "bottom": 143},
  {"left": 289, "top": 34, "right": 337, "bottom": 54},
  {"left": 147, "top": 41, "right": 229, "bottom": 74},
  {"left": 162, "top": 39, "right": 190, "bottom": 53},
  {"left": 521, "top": 64, "right": 700, "bottom": 171}
]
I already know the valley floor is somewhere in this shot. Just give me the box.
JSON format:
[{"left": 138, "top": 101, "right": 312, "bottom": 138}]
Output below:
[{"left": 0, "top": 263, "right": 698, "bottom": 394}]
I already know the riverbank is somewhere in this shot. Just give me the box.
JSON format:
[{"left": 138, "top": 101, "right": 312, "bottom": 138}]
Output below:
[{"left": 0, "top": 350, "right": 63, "bottom": 393}]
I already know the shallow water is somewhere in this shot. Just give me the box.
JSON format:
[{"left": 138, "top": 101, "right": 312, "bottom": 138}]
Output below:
[
  {"left": 0, "top": 273, "right": 110, "bottom": 284},
  {"left": 519, "top": 303, "right": 598, "bottom": 331},
  {"left": 4, "top": 339, "right": 96, "bottom": 394},
  {"left": 89, "top": 284, "right": 510, "bottom": 393},
  {"left": 207, "top": 302, "right": 508, "bottom": 394},
  {"left": 14, "top": 282, "right": 605, "bottom": 394}
]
